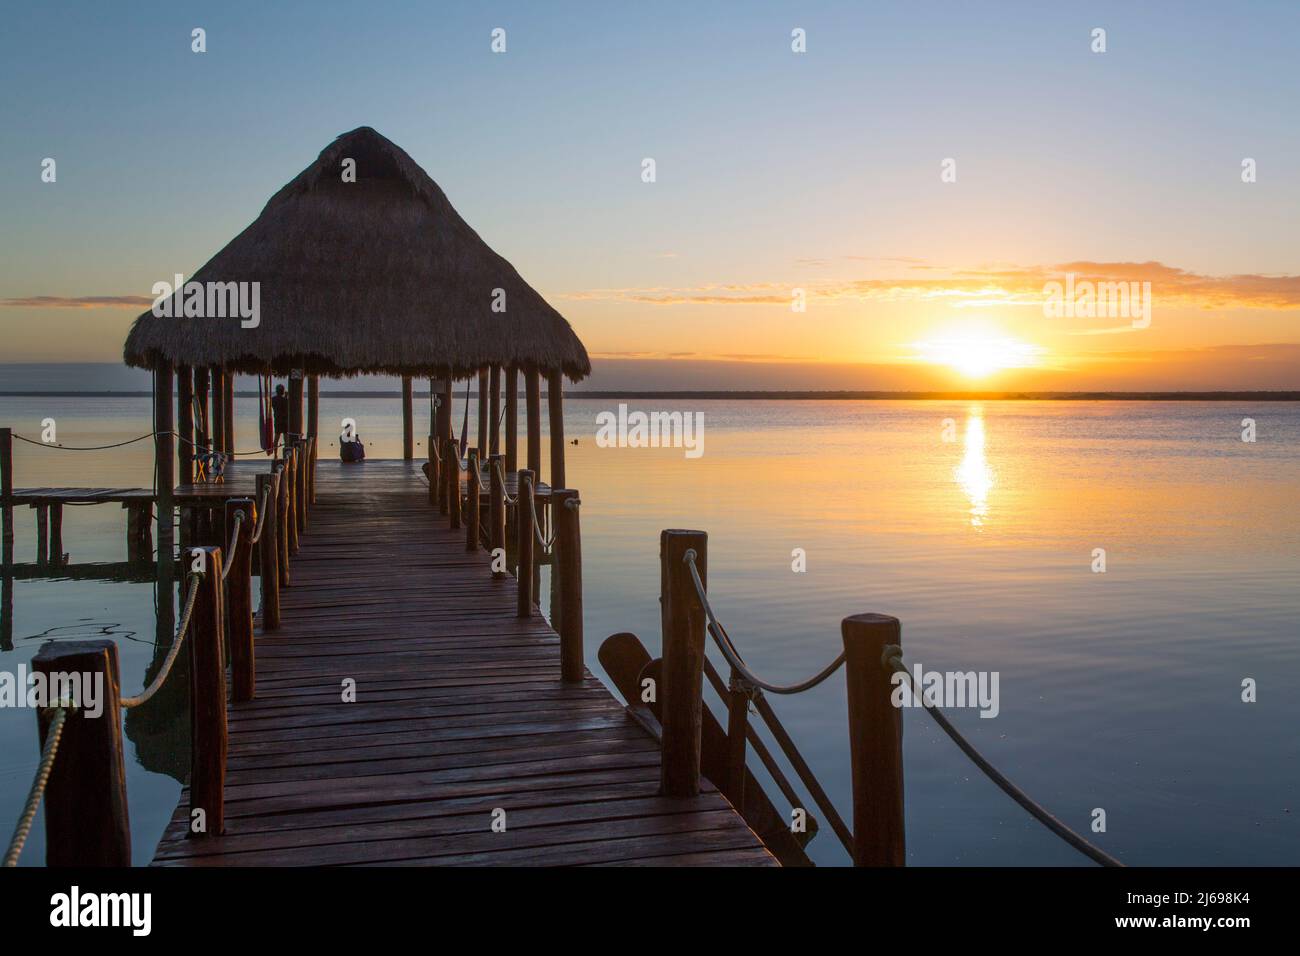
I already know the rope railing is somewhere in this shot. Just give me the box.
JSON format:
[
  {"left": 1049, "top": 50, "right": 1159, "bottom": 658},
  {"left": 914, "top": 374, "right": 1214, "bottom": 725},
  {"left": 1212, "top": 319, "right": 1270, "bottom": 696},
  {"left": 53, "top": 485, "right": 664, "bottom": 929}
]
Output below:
[
  {"left": 679, "top": 548, "right": 1123, "bottom": 868},
  {"left": 248, "top": 480, "right": 271, "bottom": 544},
  {"left": 684, "top": 550, "right": 845, "bottom": 695},
  {"left": 880, "top": 645, "right": 1123, "bottom": 867},
  {"left": 120, "top": 571, "right": 203, "bottom": 709},
  {"left": 492, "top": 458, "right": 518, "bottom": 505},
  {"left": 528, "top": 486, "right": 555, "bottom": 553},
  {"left": 11, "top": 431, "right": 163, "bottom": 451},
  {"left": 2, "top": 704, "right": 71, "bottom": 867},
  {"left": 220, "top": 512, "right": 245, "bottom": 582}
]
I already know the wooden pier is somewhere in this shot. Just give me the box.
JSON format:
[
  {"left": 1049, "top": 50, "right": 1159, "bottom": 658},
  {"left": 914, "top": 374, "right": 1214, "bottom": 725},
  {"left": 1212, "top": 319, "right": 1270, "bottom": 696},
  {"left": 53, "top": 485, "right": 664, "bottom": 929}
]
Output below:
[{"left": 150, "top": 460, "right": 775, "bottom": 866}]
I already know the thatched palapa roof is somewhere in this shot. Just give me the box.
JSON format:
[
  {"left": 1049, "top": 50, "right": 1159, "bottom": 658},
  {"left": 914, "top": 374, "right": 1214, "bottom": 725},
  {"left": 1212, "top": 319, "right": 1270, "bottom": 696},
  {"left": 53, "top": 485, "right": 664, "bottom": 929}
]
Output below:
[{"left": 123, "top": 127, "right": 590, "bottom": 381}]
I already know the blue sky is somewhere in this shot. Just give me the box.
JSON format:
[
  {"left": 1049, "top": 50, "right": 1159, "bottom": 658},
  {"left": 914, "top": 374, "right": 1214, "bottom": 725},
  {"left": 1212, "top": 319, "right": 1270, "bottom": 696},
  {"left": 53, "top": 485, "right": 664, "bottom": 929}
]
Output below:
[{"left": 2, "top": 1, "right": 1298, "bottom": 387}]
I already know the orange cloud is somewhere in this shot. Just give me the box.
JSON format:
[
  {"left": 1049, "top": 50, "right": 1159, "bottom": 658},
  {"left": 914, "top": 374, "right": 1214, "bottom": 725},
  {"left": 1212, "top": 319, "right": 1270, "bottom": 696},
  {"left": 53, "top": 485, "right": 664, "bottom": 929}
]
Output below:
[{"left": 0, "top": 295, "right": 154, "bottom": 309}]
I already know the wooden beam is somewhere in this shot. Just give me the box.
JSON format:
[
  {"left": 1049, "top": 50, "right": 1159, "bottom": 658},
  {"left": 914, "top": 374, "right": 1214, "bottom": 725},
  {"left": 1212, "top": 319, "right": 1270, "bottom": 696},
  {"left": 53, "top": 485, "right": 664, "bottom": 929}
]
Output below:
[
  {"left": 401, "top": 374, "right": 414, "bottom": 460},
  {"left": 525, "top": 368, "right": 541, "bottom": 477},
  {"left": 505, "top": 367, "right": 519, "bottom": 472},
  {"left": 547, "top": 371, "right": 566, "bottom": 491},
  {"left": 176, "top": 365, "right": 194, "bottom": 485}
]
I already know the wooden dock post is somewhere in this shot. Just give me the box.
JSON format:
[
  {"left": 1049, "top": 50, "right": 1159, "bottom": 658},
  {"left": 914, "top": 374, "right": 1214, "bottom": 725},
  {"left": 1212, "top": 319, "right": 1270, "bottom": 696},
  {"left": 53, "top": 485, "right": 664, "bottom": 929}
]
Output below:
[
  {"left": 49, "top": 503, "right": 63, "bottom": 566},
  {"left": 445, "top": 438, "right": 461, "bottom": 529},
  {"left": 225, "top": 498, "right": 256, "bottom": 702},
  {"left": 660, "top": 529, "right": 707, "bottom": 797},
  {"left": 256, "top": 472, "right": 280, "bottom": 630},
  {"left": 505, "top": 367, "right": 518, "bottom": 472},
  {"left": 32, "top": 639, "right": 131, "bottom": 866},
  {"left": 276, "top": 462, "right": 291, "bottom": 586},
  {"left": 488, "top": 367, "right": 501, "bottom": 457},
  {"left": 488, "top": 453, "right": 506, "bottom": 578},
  {"left": 177, "top": 364, "right": 194, "bottom": 486},
  {"left": 222, "top": 372, "right": 234, "bottom": 454},
  {"left": 547, "top": 371, "right": 565, "bottom": 491},
  {"left": 0, "top": 427, "right": 12, "bottom": 564},
  {"left": 307, "top": 374, "right": 319, "bottom": 446},
  {"left": 553, "top": 489, "right": 583, "bottom": 682},
  {"left": 401, "top": 374, "right": 414, "bottom": 460},
  {"left": 210, "top": 368, "right": 226, "bottom": 456},
  {"left": 289, "top": 370, "right": 304, "bottom": 442},
  {"left": 35, "top": 505, "right": 48, "bottom": 566},
  {"left": 841, "top": 613, "right": 906, "bottom": 866},
  {"left": 477, "top": 368, "right": 489, "bottom": 456},
  {"left": 287, "top": 444, "right": 301, "bottom": 554},
  {"left": 516, "top": 469, "right": 535, "bottom": 616},
  {"left": 190, "top": 546, "right": 227, "bottom": 836},
  {"left": 525, "top": 368, "right": 542, "bottom": 477},
  {"left": 295, "top": 438, "right": 308, "bottom": 533},
  {"left": 428, "top": 431, "right": 441, "bottom": 508},
  {"left": 465, "top": 448, "right": 481, "bottom": 551},
  {"left": 725, "top": 669, "right": 750, "bottom": 808},
  {"left": 155, "top": 362, "right": 175, "bottom": 563}
]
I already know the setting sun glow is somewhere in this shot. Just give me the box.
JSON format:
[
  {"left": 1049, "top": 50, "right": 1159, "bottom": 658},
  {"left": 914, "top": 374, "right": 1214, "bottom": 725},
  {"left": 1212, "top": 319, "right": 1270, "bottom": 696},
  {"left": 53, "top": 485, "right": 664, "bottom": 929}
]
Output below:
[{"left": 912, "top": 335, "right": 1045, "bottom": 379}]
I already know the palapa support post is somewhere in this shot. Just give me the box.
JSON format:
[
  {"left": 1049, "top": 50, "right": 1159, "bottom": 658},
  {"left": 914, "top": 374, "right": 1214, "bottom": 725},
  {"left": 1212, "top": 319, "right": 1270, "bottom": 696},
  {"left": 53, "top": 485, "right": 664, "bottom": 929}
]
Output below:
[
  {"left": 660, "top": 529, "right": 707, "bottom": 798},
  {"left": 841, "top": 613, "right": 906, "bottom": 866},
  {"left": 401, "top": 374, "right": 414, "bottom": 460},
  {"left": 276, "top": 462, "right": 291, "bottom": 586},
  {"left": 288, "top": 370, "right": 304, "bottom": 443},
  {"left": 477, "top": 368, "right": 489, "bottom": 455},
  {"left": 525, "top": 368, "right": 542, "bottom": 478},
  {"left": 428, "top": 432, "right": 440, "bottom": 508},
  {"left": 465, "top": 448, "right": 481, "bottom": 552},
  {"left": 505, "top": 367, "right": 518, "bottom": 472},
  {"left": 307, "top": 374, "right": 319, "bottom": 442},
  {"left": 256, "top": 472, "right": 280, "bottom": 630},
  {"left": 223, "top": 372, "right": 234, "bottom": 454},
  {"left": 210, "top": 368, "right": 226, "bottom": 456},
  {"left": 177, "top": 364, "right": 194, "bottom": 486},
  {"left": 516, "top": 469, "right": 535, "bottom": 617},
  {"left": 438, "top": 378, "right": 453, "bottom": 446},
  {"left": 154, "top": 362, "right": 175, "bottom": 564},
  {"left": 553, "top": 489, "right": 583, "bottom": 682},
  {"left": 32, "top": 640, "right": 130, "bottom": 866},
  {"left": 488, "top": 453, "right": 506, "bottom": 578},
  {"left": 547, "top": 370, "right": 566, "bottom": 491},
  {"left": 225, "top": 498, "right": 256, "bottom": 702},
  {"left": 445, "top": 438, "right": 461, "bottom": 529},
  {"left": 488, "top": 366, "right": 501, "bottom": 457},
  {"left": 189, "top": 546, "right": 227, "bottom": 836},
  {"left": 192, "top": 366, "right": 210, "bottom": 452}
]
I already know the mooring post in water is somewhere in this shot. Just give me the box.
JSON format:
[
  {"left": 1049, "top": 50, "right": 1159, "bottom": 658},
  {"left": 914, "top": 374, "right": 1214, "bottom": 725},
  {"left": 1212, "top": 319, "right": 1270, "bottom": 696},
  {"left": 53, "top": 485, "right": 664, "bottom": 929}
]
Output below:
[
  {"left": 275, "top": 462, "right": 290, "bottom": 587},
  {"left": 516, "top": 469, "right": 535, "bottom": 617},
  {"left": 0, "top": 427, "right": 12, "bottom": 563},
  {"left": 659, "top": 529, "right": 707, "bottom": 797},
  {"left": 488, "top": 454, "right": 506, "bottom": 578},
  {"left": 465, "top": 448, "right": 481, "bottom": 552},
  {"left": 553, "top": 489, "right": 583, "bottom": 682},
  {"left": 256, "top": 472, "right": 280, "bottom": 630},
  {"left": 841, "top": 613, "right": 905, "bottom": 866},
  {"left": 49, "top": 503, "right": 63, "bottom": 566},
  {"left": 190, "top": 546, "right": 227, "bottom": 836},
  {"left": 225, "top": 498, "right": 256, "bottom": 702},
  {"left": 35, "top": 505, "right": 48, "bottom": 567},
  {"left": 33, "top": 639, "right": 131, "bottom": 866},
  {"left": 445, "top": 438, "right": 461, "bottom": 529}
]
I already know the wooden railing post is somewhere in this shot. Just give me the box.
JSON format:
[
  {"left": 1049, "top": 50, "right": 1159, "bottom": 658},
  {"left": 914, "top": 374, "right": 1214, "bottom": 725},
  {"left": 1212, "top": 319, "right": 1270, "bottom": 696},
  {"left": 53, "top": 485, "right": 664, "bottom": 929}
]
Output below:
[
  {"left": 553, "top": 489, "right": 583, "bottom": 682},
  {"left": 189, "top": 546, "right": 227, "bottom": 836},
  {"left": 225, "top": 498, "right": 256, "bottom": 702},
  {"left": 488, "top": 454, "right": 506, "bottom": 578},
  {"left": 445, "top": 438, "right": 461, "bottom": 529},
  {"left": 32, "top": 639, "right": 130, "bottom": 866},
  {"left": 287, "top": 444, "right": 300, "bottom": 555},
  {"left": 256, "top": 472, "right": 280, "bottom": 630},
  {"left": 659, "top": 529, "right": 707, "bottom": 797},
  {"left": 842, "top": 613, "right": 905, "bottom": 866},
  {"left": 516, "top": 469, "right": 535, "bottom": 616},
  {"left": 724, "top": 669, "right": 750, "bottom": 809},
  {"left": 295, "top": 438, "right": 308, "bottom": 533},
  {"left": 465, "top": 448, "right": 480, "bottom": 551},
  {"left": 308, "top": 435, "right": 317, "bottom": 505},
  {"left": 276, "top": 462, "right": 291, "bottom": 586}
]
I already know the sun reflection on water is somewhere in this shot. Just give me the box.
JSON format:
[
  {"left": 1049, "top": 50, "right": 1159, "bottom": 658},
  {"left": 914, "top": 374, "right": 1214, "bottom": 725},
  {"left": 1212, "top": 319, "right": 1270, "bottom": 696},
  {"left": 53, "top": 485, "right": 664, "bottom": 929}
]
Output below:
[{"left": 956, "top": 409, "right": 994, "bottom": 527}]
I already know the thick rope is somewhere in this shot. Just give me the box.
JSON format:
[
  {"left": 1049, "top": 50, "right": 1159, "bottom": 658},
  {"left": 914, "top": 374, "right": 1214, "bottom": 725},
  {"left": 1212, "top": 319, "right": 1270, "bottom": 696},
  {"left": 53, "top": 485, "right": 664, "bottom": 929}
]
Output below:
[
  {"left": 684, "top": 550, "right": 845, "bottom": 695},
  {"left": 12, "top": 432, "right": 162, "bottom": 451},
  {"left": 3, "top": 705, "right": 71, "bottom": 867},
  {"left": 121, "top": 572, "right": 202, "bottom": 709},
  {"left": 527, "top": 489, "right": 554, "bottom": 553},
  {"left": 492, "top": 458, "right": 518, "bottom": 505},
  {"left": 220, "top": 512, "right": 244, "bottom": 582},
  {"left": 881, "top": 646, "right": 1123, "bottom": 867},
  {"left": 249, "top": 481, "right": 271, "bottom": 544}
]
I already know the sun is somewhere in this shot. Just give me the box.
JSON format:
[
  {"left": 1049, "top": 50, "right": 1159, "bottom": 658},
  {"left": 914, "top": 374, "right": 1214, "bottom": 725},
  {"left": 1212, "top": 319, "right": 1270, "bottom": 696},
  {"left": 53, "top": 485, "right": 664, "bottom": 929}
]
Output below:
[{"left": 911, "top": 333, "right": 1044, "bottom": 379}]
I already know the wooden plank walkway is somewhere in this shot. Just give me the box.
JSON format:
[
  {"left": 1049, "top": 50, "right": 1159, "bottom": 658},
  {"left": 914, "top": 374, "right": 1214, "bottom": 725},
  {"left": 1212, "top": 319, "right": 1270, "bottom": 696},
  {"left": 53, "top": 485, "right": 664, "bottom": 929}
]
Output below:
[{"left": 152, "top": 460, "right": 775, "bottom": 866}]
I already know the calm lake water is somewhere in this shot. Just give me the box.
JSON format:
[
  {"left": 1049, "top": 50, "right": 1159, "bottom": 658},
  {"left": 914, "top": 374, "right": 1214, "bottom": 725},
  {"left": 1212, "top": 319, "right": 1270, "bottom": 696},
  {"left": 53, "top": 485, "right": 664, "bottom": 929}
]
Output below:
[{"left": 2, "top": 393, "right": 1297, "bottom": 866}]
